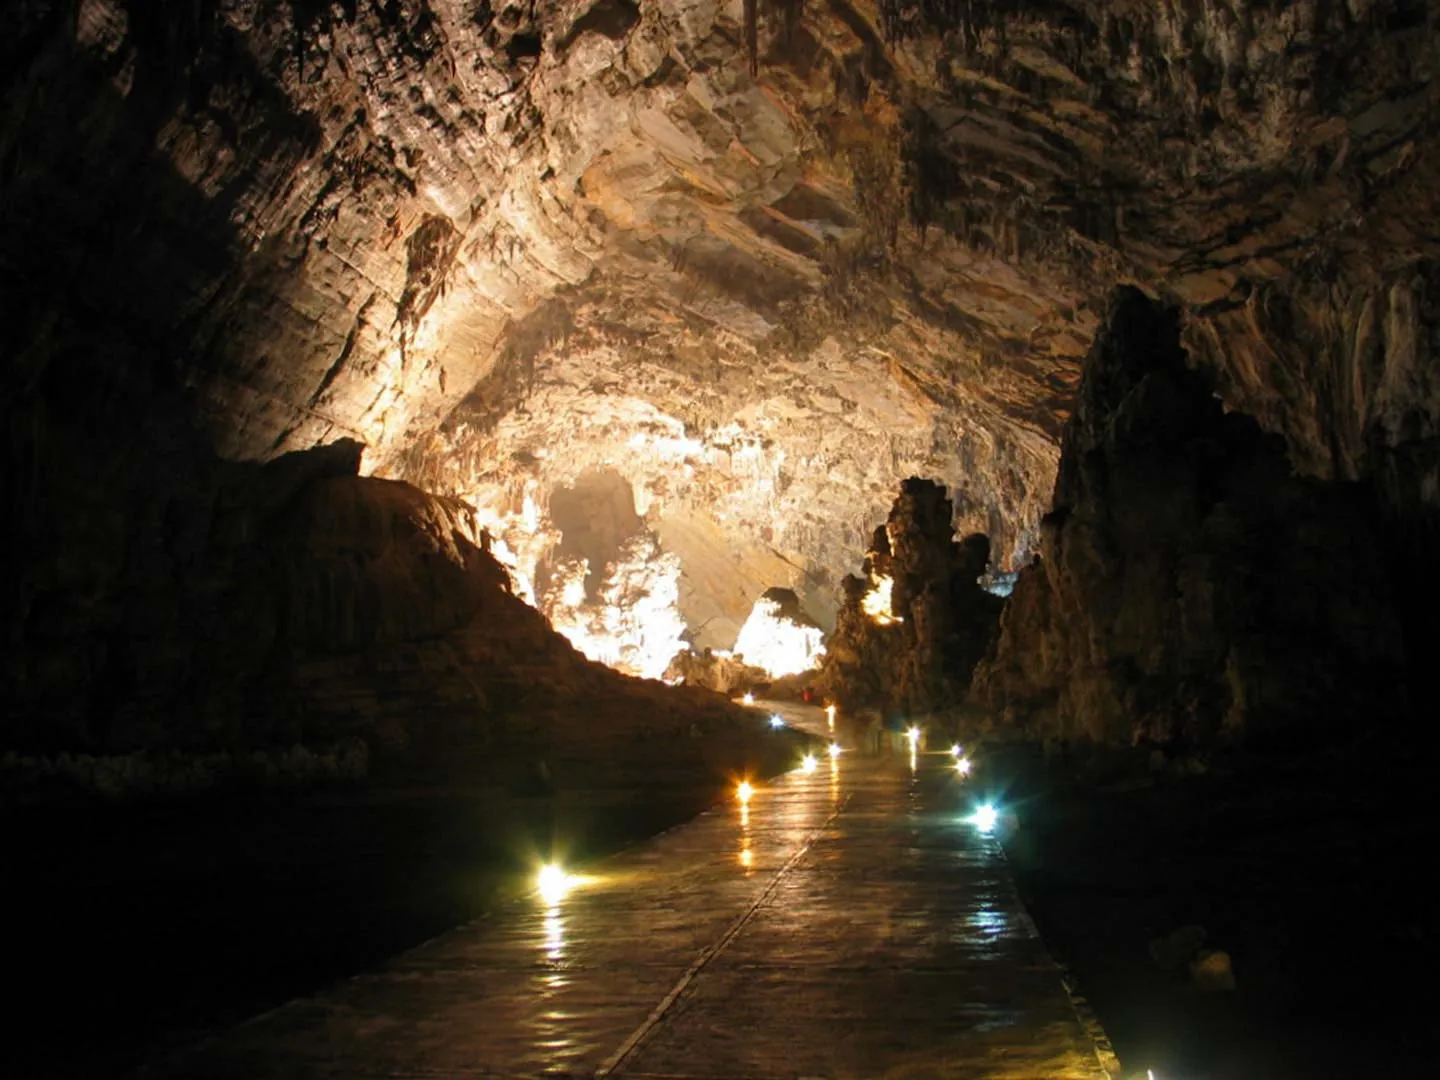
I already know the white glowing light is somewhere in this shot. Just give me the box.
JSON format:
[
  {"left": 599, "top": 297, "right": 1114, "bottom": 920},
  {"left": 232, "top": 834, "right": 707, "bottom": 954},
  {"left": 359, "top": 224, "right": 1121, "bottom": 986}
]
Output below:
[
  {"left": 861, "top": 574, "right": 902, "bottom": 625},
  {"left": 769, "top": 714, "right": 785, "bottom": 729},
  {"left": 468, "top": 496, "right": 552, "bottom": 607},
  {"left": 970, "top": 805, "right": 999, "bottom": 833},
  {"left": 955, "top": 756, "right": 972, "bottom": 776},
  {"left": 825, "top": 703, "right": 837, "bottom": 729},
  {"left": 741, "top": 692, "right": 755, "bottom": 705},
  {"left": 558, "top": 562, "right": 588, "bottom": 608},
  {"left": 801, "top": 754, "right": 818, "bottom": 774},
  {"left": 827, "top": 742, "right": 842, "bottom": 759},
  {"left": 907, "top": 726, "right": 921, "bottom": 746},
  {"left": 950, "top": 743, "right": 962, "bottom": 757},
  {"left": 731, "top": 594, "right": 826, "bottom": 679},
  {"left": 537, "top": 864, "right": 574, "bottom": 905},
  {"left": 737, "top": 781, "right": 754, "bottom": 803},
  {"left": 543, "top": 534, "right": 688, "bottom": 680}
]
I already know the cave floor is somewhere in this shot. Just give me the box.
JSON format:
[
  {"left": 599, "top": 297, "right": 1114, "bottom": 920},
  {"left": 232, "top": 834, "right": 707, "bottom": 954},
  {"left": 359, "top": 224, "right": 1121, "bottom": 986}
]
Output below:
[{"left": 141, "top": 706, "right": 1111, "bottom": 1080}]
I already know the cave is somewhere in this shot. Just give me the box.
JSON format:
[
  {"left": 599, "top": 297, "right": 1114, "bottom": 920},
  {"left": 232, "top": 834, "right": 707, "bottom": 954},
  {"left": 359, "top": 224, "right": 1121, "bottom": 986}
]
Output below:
[{"left": 4, "top": 2, "right": 1437, "bottom": 1077}]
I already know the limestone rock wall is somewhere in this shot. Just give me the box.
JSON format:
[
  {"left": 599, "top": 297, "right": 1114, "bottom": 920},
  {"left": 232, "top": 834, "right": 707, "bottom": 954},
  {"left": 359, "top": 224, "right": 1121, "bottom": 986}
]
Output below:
[
  {"left": 970, "top": 289, "right": 1411, "bottom": 746},
  {"left": 820, "top": 478, "right": 1003, "bottom": 716},
  {"left": 4, "top": 0, "right": 1439, "bottom": 687}
]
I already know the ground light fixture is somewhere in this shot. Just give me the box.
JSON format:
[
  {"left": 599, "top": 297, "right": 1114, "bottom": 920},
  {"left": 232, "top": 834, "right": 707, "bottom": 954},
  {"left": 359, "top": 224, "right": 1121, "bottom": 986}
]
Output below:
[
  {"left": 906, "top": 726, "right": 921, "bottom": 747},
  {"left": 969, "top": 804, "right": 999, "bottom": 833},
  {"left": 769, "top": 714, "right": 785, "bottom": 729},
  {"left": 955, "top": 756, "right": 972, "bottom": 776},
  {"left": 827, "top": 742, "right": 842, "bottom": 759},
  {"left": 801, "top": 754, "right": 819, "bottom": 774},
  {"left": 737, "top": 780, "right": 754, "bottom": 803},
  {"left": 741, "top": 692, "right": 755, "bottom": 705},
  {"left": 825, "top": 703, "right": 836, "bottom": 729},
  {"left": 950, "top": 743, "right": 962, "bottom": 757},
  {"left": 537, "top": 864, "right": 575, "bottom": 905}
]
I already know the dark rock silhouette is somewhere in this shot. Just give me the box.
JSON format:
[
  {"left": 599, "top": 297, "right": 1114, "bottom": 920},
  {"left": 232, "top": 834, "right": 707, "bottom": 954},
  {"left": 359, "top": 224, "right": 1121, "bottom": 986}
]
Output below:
[
  {"left": 971, "top": 289, "right": 1409, "bottom": 747},
  {"left": 820, "top": 479, "right": 1003, "bottom": 717}
]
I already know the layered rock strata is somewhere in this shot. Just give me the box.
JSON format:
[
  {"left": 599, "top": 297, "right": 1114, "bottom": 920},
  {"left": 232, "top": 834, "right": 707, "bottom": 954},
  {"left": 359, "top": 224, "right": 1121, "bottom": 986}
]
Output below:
[
  {"left": 10, "top": 2, "right": 1436, "bottom": 657},
  {"left": 971, "top": 289, "right": 1411, "bottom": 746}
]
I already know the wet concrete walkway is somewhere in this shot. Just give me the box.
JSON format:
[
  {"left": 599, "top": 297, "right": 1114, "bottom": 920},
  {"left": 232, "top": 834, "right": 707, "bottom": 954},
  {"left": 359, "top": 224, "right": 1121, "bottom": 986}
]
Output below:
[{"left": 146, "top": 705, "right": 1116, "bottom": 1079}]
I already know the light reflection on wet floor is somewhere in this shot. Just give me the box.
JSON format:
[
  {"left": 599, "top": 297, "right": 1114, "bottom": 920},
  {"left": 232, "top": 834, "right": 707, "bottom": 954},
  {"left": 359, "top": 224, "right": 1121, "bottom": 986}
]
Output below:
[{"left": 146, "top": 704, "right": 1113, "bottom": 1080}]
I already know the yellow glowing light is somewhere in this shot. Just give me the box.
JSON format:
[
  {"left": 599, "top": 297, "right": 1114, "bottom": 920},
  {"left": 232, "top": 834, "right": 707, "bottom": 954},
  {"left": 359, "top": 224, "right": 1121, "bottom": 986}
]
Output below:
[
  {"left": 739, "top": 848, "right": 753, "bottom": 868},
  {"left": 737, "top": 780, "right": 754, "bottom": 803},
  {"left": 741, "top": 692, "right": 755, "bottom": 705},
  {"left": 801, "top": 754, "right": 819, "bottom": 774},
  {"left": 861, "top": 574, "right": 902, "bottom": 625},
  {"left": 907, "top": 726, "right": 921, "bottom": 746},
  {"left": 827, "top": 742, "right": 842, "bottom": 759},
  {"left": 955, "top": 755, "right": 972, "bottom": 776},
  {"left": 537, "top": 864, "right": 574, "bottom": 905},
  {"left": 825, "top": 703, "right": 836, "bottom": 729},
  {"left": 543, "top": 911, "right": 564, "bottom": 961}
]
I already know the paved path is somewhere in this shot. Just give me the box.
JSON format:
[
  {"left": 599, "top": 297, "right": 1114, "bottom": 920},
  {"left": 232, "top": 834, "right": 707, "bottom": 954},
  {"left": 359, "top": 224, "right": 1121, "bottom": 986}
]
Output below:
[{"left": 146, "top": 705, "right": 1115, "bottom": 1079}]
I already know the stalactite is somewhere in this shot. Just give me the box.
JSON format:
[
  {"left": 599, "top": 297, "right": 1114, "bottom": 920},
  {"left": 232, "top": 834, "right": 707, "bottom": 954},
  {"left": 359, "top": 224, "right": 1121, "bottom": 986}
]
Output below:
[{"left": 744, "top": 0, "right": 759, "bottom": 75}]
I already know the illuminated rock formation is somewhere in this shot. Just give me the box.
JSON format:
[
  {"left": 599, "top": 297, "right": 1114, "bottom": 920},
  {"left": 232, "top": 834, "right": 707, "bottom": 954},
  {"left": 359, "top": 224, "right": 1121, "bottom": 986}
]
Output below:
[
  {"left": 731, "top": 587, "right": 826, "bottom": 678},
  {"left": 820, "top": 479, "right": 1003, "bottom": 715},
  {"left": 542, "top": 531, "right": 690, "bottom": 679}
]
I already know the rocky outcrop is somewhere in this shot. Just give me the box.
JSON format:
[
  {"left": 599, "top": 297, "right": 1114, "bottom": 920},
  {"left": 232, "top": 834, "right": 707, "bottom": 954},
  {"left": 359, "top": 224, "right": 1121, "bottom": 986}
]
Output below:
[
  {"left": 2, "top": 433, "right": 761, "bottom": 785},
  {"left": 665, "top": 648, "right": 769, "bottom": 696},
  {"left": 971, "top": 289, "right": 1410, "bottom": 747},
  {"left": 820, "top": 478, "right": 1003, "bottom": 715}
]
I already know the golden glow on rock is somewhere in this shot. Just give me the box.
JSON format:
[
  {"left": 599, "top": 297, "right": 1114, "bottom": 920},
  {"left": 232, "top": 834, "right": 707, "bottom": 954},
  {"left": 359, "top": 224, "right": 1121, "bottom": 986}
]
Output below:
[
  {"left": 861, "top": 574, "right": 901, "bottom": 625},
  {"left": 737, "top": 780, "right": 754, "bottom": 803},
  {"left": 731, "top": 594, "right": 825, "bottom": 679}
]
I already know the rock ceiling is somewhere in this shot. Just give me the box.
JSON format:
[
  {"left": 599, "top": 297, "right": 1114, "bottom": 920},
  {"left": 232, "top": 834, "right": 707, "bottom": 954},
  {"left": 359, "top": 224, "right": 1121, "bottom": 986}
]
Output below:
[{"left": 19, "top": 0, "right": 1440, "bottom": 650}]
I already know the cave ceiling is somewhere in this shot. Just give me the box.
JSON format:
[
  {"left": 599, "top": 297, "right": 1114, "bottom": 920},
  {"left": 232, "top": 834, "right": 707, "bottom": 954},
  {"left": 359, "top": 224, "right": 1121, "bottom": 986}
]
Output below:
[{"left": 20, "top": 0, "right": 1440, "bottom": 649}]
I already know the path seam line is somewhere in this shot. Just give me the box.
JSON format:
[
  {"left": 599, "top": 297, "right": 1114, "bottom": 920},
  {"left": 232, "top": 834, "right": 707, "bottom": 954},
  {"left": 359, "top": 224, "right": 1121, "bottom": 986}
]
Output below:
[{"left": 592, "top": 791, "right": 851, "bottom": 1078}]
